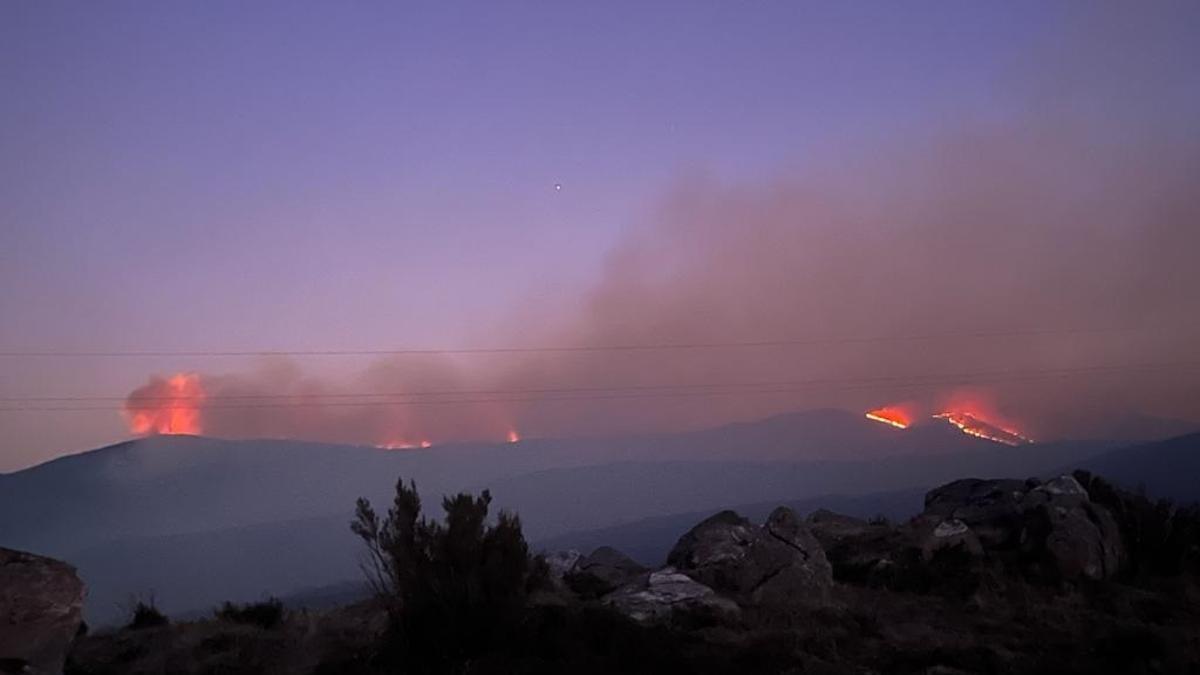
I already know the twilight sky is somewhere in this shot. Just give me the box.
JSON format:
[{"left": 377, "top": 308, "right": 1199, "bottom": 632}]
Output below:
[{"left": 3, "top": 1, "right": 1199, "bottom": 471}]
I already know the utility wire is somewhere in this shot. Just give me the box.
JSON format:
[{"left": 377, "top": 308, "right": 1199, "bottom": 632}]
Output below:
[{"left": 0, "top": 326, "right": 1163, "bottom": 359}]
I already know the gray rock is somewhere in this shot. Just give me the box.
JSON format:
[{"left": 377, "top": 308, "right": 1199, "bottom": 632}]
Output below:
[
  {"left": 1033, "top": 499, "right": 1123, "bottom": 581},
  {"left": 921, "top": 518, "right": 983, "bottom": 561},
  {"left": 565, "top": 546, "right": 646, "bottom": 597},
  {"left": 933, "top": 519, "right": 970, "bottom": 538},
  {"left": 924, "top": 478, "right": 1031, "bottom": 547},
  {"left": 759, "top": 507, "right": 834, "bottom": 604},
  {"left": 667, "top": 508, "right": 832, "bottom": 606},
  {"left": 0, "top": 548, "right": 86, "bottom": 675},
  {"left": 922, "top": 475, "right": 1124, "bottom": 581},
  {"left": 603, "top": 567, "right": 738, "bottom": 623},
  {"left": 808, "top": 510, "right": 908, "bottom": 577},
  {"left": 1035, "top": 475, "right": 1089, "bottom": 498},
  {"left": 806, "top": 509, "right": 873, "bottom": 540},
  {"left": 543, "top": 550, "right": 582, "bottom": 582}
]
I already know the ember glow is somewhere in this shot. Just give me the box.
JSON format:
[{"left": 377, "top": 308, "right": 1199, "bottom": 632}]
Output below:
[
  {"left": 933, "top": 411, "right": 1034, "bottom": 446},
  {"left": 377, "top": 439, "right": 433, "bottom": 451},
  {"left": 865, "top": 407, "right": 911, "bottom": 430},
  {"left": 124, "top": 373, "right": 205, "bottom": 436},
  {"left": 507, "top": 430, "right": 521, "bottom": 444},
  {"left": 378, "top": 440, "right": 417, "bottom": 450}
]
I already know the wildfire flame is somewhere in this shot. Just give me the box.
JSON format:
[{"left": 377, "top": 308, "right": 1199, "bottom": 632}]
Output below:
[
  {"left": 377, "top": 439, "right": 433, "bottom": 451},
  {"left": 507, "top": 430, "right": 521, "bottom": 444},
  {"left": 125, "top": 373, "right": 204, "bottom": 436},
  {"left": 865, "top": 407, "right": 911, "bottom": 430},
  {"left": 933, "top": 411, "right": 1034, "bottom": 446}
]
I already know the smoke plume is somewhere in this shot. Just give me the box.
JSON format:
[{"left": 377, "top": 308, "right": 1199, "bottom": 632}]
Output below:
[{"left": 125, "top": 6, "right": 1200, "bottom": 446}]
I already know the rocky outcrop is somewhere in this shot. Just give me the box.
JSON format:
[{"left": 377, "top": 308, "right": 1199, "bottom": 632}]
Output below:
[
  {"left": 667, "top": 507, "right": 832, "bottom": 606},
  {"left": 0, "top": 548, "right": 86, "bottom": 675},
  {"left": 807, "top": 511, "right": 910, "bottom": 581},
  {"left": 1024, "top": 477, "right": 1124, "bottom": 580},
  {"left": 924, "top": 478, "right": 1032, "bottom": 548},
  {"left": 543, "top": 549, "right": 582, "bottom": 587},
  {"left": 923, "top": 475, "right": 1124, "bottom": 581},
  {"left": 603, "top": 567, "right": 738, "bottom": 623},
  {"left": 553, "top": 474, "right": 1122, "bottom": 627},
  {"left": 565, "top": 546, "right": 647, "bottom": 597}
]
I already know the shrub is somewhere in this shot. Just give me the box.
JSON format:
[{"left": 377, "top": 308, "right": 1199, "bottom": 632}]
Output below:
[
  {"left": 1074, "top": 470, "right": 1200, "bottom": 581},
  {"left": 351, "top": 477, "right": 543, "bottom": 672},
  {"left": 214, "top": 597, "right": 285, "bottom": 629},
  {"left": 126, "top": 596, "right": 168, "bottom": 630}
]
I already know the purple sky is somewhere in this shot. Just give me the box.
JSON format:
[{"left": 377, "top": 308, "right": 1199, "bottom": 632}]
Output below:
[{"left": 3, "top": 2, "right": 1199, "bottom": 471}]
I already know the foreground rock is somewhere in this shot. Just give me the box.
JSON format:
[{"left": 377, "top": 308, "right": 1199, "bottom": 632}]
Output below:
[
  {"left": 565, "top": 546, "right": 647, "bottom": 597},
  {"left": 603, "top": 567, "right": 738, "bottom": 623},
  {"left": 667, "top": 506, "right": 833, "bottom": 606},
  {"left": 924, "top": 474, "right": 1124, "bottom": 581},
  {"left": 0, "top": 548, "right": 86, "bottom": 675}
]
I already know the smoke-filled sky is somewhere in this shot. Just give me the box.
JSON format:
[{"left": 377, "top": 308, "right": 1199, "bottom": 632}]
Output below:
[{"left": 3, "top": 1, "right": 1199, "bottom": 471}]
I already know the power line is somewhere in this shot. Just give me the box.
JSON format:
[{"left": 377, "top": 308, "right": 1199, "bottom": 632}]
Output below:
[
  {"left": 0, "top": 326, "right": 1162, "bottom": 359},
  {"left": 2, "top": 361, "right": 1194, "bottom": 412}
]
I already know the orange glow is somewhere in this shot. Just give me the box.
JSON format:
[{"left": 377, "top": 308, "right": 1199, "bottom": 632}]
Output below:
[
  {"left": 125, "top": 373, "right": 204, "bottom": 436},
  {"left": 507, "top": 430, "right": 521, "bottom": 443},
  {"left": 933, "top": 411, "right": 1034, "bottom": 446},
  {"left": 377, "top": 438, "right": 434, "bottom": 450},
  {"left": 865, "top": 407, "right": 911, "bottom": 429}
]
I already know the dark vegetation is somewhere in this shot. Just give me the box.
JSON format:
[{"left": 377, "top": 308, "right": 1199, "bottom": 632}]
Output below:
[
  {"left": 125, "top": 596, "right": 169, "bottom": 631},
  {"left": 1074, "top": 470, "right": 1200, "bottom": 581},
  {"left": 67, "top": 472, "right": 1200, "bottom": 674},
  {"left": 214, "top": 597, "right": 285, "bottom": 629},
  {"left": 348, "top": 478, "right": 545, "bottom": 672}
]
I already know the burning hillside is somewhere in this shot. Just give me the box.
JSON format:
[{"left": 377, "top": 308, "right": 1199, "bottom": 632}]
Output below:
[
  {"left": 933, "top": 411, "right": 1034, "bottom": 446},
  {"left": 865, "top": 395, "right": 1035, "bottom": 447},
  {"left": 865, "top": 407, "right": 913, "bottom": 430}
]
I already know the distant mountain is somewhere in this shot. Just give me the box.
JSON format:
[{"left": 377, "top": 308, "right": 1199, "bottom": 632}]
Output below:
[
  {"left": 1051, "top": 412, "right": 1199, "bottom": 445},
  {"left": 0, "top": 409, "right": 997, "bottom": 555},
  {"left": 0, "top": 409, "right": 1121, "bottom": 625},
  {"left": 1072, "top": 432, "right": 1200, "bottom": 503}
]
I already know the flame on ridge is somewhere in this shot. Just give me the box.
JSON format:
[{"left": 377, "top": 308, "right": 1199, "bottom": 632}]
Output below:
[
  {"left": 933, "top": 411, "right": 1034, "bottom": 446},
  {"left": 125, "top": 373, "right": 204, "bottom": 436},
  {"left": 865, "top": 407, "right": 911, "bottom": 430},
  {"left": 377, "top": 439, "right": 433, "bottom": 451}
]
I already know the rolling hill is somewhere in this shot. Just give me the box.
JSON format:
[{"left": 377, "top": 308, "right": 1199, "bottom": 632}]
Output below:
[
  {"left": 1074, "top": 432, "right": 1200, "bottom": 503},
  {"left": 0, "top": 409, "right": 1131, "bottom": 624}
]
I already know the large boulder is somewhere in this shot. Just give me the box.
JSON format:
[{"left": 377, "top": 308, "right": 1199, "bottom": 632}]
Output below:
[
  {"left": 564, "top": 546, "right": 646, "bottom": 597},
  {"left": 0, "top": 548, "right": 86, "bottom": 675},
  {"left": 924, "top": 478, "right": 1032, "bottom": 548},
  {"left": 807, "top": 511, "right": 910, "bottom": 582},
  {"left": 603, "top": 567, "right": 738, "bottom": 623},
  {"left": 922, "top": 475, "right": 1124, "bottom": 581},
  {"left": 760, "top": 507, "right": 834, "bottom": 604},
  {"left": 667, "top": 508, "right": 832, "bottom": 606},
  {"left": 1024, "top": 477, "right": 1124, "bottom": 581}
]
